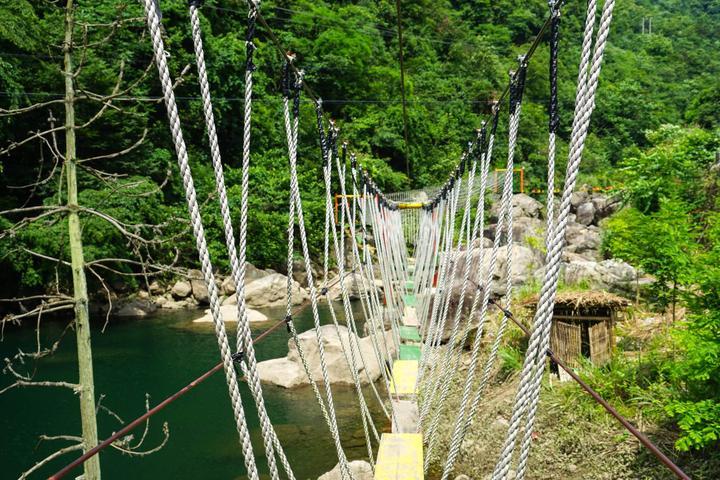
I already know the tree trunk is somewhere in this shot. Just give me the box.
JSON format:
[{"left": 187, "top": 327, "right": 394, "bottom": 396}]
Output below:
[{"left": 64, "top": 1, "right": 101, "bottom": 478}]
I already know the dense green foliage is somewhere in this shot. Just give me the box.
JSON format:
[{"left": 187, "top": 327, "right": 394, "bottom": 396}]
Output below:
[
  {"left": 2, "top": 0, "right": 719, "bottom": 288},
  {"left": 0, "top": 0, "right": 719, "bottom": 466},
  {"left": 602, "top": 126, "right": 720, "bottom": 452}
]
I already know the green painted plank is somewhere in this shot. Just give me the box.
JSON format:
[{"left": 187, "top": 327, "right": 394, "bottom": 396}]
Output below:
[
  {"left": 399, "top": 344, "right": 422, "bottom": 361},
  {"left": 399, "top": 326, "right": 422, "bottom": 342},
  {"left": 404, "top": 294, "right": 417, "bottom": 307}
]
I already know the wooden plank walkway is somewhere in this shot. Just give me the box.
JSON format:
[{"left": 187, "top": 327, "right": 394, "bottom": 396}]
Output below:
[
  {"left": 375, "top": 261, "right": 425, "bottom": 479},
  {"left": 390, "top": 360, "right": 419, "bottom": 397},
  {"left": 375, "top": 433, "right": 424, "bottom": 480},
  {"left": 399, "top": 344, "right": 422, "bottom": 361}
]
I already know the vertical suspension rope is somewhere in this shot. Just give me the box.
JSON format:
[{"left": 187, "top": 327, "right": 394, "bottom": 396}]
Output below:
[
  {"left": 141, "top": 1, "right": 259, "bottom": 477},
  {"left": 187, "top": 3, "right": 296, "bottom": 479},
  {"left": 439, "top": 63, "right": 526, "bottom": 479},
  {"left": 492, "top": 2, "right": 615, "bottom": 479},
  {"left": 545, "top": 0, "right": 561, "bottom": 242},
  {"left": 282, "top": 68, "right": 355, "bottom": 480}
]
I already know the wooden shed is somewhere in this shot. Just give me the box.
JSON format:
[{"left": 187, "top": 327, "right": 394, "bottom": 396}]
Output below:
[{"left": 525, "top": 291, "right": 630, "bottom": 368}]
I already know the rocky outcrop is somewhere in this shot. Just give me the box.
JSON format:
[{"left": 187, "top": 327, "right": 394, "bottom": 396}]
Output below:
[
  {"left": 192, "top": 304, "right": 269, "bottom": 323},
  {"left": 257, "top": 325, "right": 396, "bottom": 388},
  {"left": 318, "top": 461, "right": 373, "bottom": 480},
  {"left": 563, "top": 259, "right": 640, "bottom": 295}
]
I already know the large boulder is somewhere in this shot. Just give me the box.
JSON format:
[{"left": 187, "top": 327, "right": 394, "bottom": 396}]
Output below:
[
  {"left": 570, "top": 191, "right": 589, "bottom": 209},
  {"left": 116, "top": 299, "right": 157, "bottom": 317},
  {"left": 318, "top": 460, "right": 373, "bottom": 480},
  {"left": 575, "top": 202, "right": 596, "bottom": 226},
  {"left": 512, "top": 217, "right": 546, "bottom": 249},
  {"left": 511, "top": 193, "right": 543, "bottom": 219},
  {"left": 564, "top": 259, "right": 638, "bottom": 295},
  {"left": 192, "top": 304, "right": 268, "bottom": 323},
  {"left": 171, "top": 280, "right": 192, "bottom": 299},
  {"left": 188, "top": 270, "right": 209, "bottom": 305},
  {"left": 564, "top": 223, "right": 601, "bottom": 259},
  {"left": 326, "top": 271, "right": 371, "bottom": 301},
  {"left": 235, "top": 273, "right": 309, "bottom": 308},
  {"left": 219, "top": 263, "right": 274, "bottom": 296},
  {"left": 425, "top": 244, "right": 539, "bottom": 342},
  {"left": 490, "top": 193, "right": 543, "bottom": 220},
  {"left": 593, "top": 193, "right": 622, "bottom": 222},
  {"left": 257, "top": 325, "right": 396, "bottom": 388}
]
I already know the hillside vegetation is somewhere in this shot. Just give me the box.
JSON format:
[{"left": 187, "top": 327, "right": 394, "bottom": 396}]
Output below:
[{"left": 1, "top": 0, "right": 720, "bottom": 473}]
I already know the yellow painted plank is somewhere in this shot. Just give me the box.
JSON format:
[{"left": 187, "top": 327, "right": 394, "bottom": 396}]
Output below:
[
  {"left": 375, "top": 433, "right": 424, "bottom": 480},
  {"left": 389, "top": 360, "right": 418, "bottom": 396}
]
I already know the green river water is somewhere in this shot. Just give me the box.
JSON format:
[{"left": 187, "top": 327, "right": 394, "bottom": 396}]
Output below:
[{"left": 0, "top": 303, "right": 384, "bottom": 479}]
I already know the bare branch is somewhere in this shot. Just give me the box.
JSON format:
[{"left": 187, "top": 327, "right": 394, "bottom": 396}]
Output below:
[
  {"left": 0, "top": 125, "right": 65, "bottom": 157},
  {"left": 0, "top": 99, "right": 65, "bottom": 117},
  {"left": 0, "top": 379, "right": 80, "bottom": 396},
  {"left": 79, "top": 128, "right": 148, "bottom": 163},
  {"left": 87, "top": 266, "right": 113, "bottom": 333},
  {"left": 18, "top": 442, "right": 84, "bottom": 479}
]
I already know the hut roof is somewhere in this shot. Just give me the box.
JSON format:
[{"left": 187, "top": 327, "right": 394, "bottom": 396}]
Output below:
[{"left": 522, "top": 290, "right": 630, "bottom": 310}]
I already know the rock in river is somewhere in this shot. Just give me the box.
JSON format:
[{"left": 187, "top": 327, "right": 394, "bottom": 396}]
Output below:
[
  {"left": 192, "top": 304, "right": 269, "bottom": 323},
  {"left": 257, "top": 325, "right": 396, "bottom": 388}
]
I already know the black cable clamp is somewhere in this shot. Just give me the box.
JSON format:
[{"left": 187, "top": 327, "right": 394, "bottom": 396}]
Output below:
[
  {"left": 491, "top": 101, "right": 501, "bottom": 134},
  {"left": 245, "top": 7, "right": 257, "bottom": 73},
  {"left": 284, "top": 314, "right": 293, "bottom": 333},
  {"left": 188, "top": 0, "right": 203, "bottom": 8},
  {"left": 231, "top": 350, "right": 245, "bottom": 363},
  {"left": 320, "top": 287, "right": 329, "bottom": 296},
  {"left": 281, "top": 56, "right": 293, "bottom": 99}
]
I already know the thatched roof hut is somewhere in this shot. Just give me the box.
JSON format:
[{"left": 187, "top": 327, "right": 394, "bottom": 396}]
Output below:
[{"left": 524, "top": 290, "right": 630, "bottom": 369}]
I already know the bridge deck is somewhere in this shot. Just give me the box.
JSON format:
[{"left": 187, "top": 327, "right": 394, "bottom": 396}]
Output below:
[
  {"left": 376, "top": 262, "right": 424, "bottom": 479},
  {"left": 390, "top": 359, "right": 419, "bottom": 397},
  {"left": 374, "top": 433, "right": 424, "bottom": 480}
]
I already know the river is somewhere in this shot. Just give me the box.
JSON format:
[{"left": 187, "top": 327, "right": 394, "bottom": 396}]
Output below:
[{"left": 0, "top": 302, "right": 385, "bottom": 479}]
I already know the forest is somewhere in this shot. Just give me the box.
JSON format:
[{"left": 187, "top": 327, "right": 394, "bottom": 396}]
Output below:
[{"left": 1, "top": 0, "right": 720, "bottom": 478}]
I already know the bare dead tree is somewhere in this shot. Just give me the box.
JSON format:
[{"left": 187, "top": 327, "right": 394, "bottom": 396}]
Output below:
[{"left": 0, "top": 2, "right": 190, "bottom": 477}]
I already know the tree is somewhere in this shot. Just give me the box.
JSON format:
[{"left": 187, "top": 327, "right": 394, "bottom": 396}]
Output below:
[
  {"left": 666, "top": 214, "right": 720, "bottom": 451},
  {"left": 0, "top": 2, "right": 173, "bottom": 476}
]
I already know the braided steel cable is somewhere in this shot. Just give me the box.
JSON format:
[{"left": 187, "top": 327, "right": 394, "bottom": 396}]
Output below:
[
  {"left": 492, "top": 3, "right": 615, "bottom": 479},
  {"left": 281, "top": 71, "right": 354, "bottom": 480},
  {"left": 441, "top": 119, "right": 503, "bottom": 480},
  {"left": 318, "top": 123, "right": 379, "bottom": 467},
  {"left": 443, "top": 65, "right": 527, "bottom": 479},
  {"left": 424, "top": 149, "right": 484, "bottom": 464},
  {"left": 339, "top": 153, "right": 396, "bottom": 423},
  {"left": 285, "top": 73, "right": 357, "bottom": 480},
  {"left": 141, "top": 1, "right": 259, "bottom": 477},
  {"left": 188, "top": 5, "right": 296, "bottom": 479}
]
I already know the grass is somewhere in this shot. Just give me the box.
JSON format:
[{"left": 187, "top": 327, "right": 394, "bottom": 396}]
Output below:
[{"left": 423, "top": 299, "right": 720, "bottom": 479}]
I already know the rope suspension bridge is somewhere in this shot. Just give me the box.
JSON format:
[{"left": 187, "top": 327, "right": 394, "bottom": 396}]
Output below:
[{"left": 48, "top": 0, "right": 691, "bottom": 479}]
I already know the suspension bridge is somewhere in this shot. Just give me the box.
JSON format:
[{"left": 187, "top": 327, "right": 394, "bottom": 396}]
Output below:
[{"left": 48, "top": 0, "right": 691, "bottom": 479}]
